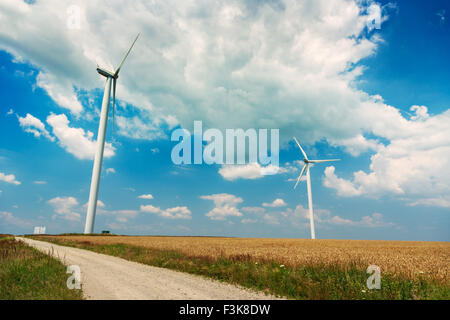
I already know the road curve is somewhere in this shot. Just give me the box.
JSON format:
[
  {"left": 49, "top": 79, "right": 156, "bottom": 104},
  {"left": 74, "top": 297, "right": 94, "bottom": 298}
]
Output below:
[{"left": 17, "top": 237, "right": 281, "bottom": 300}]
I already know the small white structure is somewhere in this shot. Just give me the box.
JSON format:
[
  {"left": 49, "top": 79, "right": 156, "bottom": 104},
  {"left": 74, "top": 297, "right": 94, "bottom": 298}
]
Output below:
[{"left": 33, "top": 226, "right": 46, "bottom": 234}]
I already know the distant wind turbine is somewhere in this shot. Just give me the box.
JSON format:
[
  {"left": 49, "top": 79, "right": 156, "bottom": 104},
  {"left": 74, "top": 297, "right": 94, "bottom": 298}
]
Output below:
[
  {"left": 292, "top": 137, "right": 339, "bottom": 239},
  {"left": 84, "top": 34, "right": 140, "bottom": 234}
]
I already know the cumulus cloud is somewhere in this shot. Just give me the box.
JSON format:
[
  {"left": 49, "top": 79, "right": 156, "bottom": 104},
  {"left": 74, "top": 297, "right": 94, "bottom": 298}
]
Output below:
[
  {"left": 106, "top": 168, "right": 116, "bottom": 174},
  {"left": 323, "top": 166, "right": 362, "bottom": 197},
  {"left": 99, "top": 209, "right": 140, "bottom": 223},
  {"left": 138, "top": 194, "right": 154, "bottom": 200},
  {"left": 140, "top": 204, "right": 191, "bottom": 219},
  {"left": 47, "top": 196, "right": 81, "bottom": 221},
  {"left": 241, "top": 206, "right": 266, "bottom": 214},
  {"left": 200, "top": 193, "right": 243, "bottom": 220},
  {"left": 0, "top": 211, "right": 32, "bottom": 229},
  {"left": 219, "top": 163, "right": 285, "bottom": 181},
  {"left": 263, "top": 214, "right": 280, "bottom": 225},
  {"left": 409, "top": 197, "right": 450, "bottom": 209},
  {"left": 82, "top": 200, "right": 105, "bottom": 208},
  {"left": 2, "top": 0, "right": 448, "bottom": 208},
  {"left": 18, "top": 113, "right": 55, "bottom": 141},
  {"left": 262, "top": 198, "right": 287, "bottom": 208},
  {"left": 0, "top": 0, "right": 388, "bottom": 145},
  {"left": 46, "top": 113, "right": 115, "bottom": 160},
  {"left": 323, "top": 106, "right": 450, "bottom": 206},
  {"left": 285, "top": 204, "right": 394, "bottom": 229},
  {"left": 0, "top": 172, "right": 21, "bottom": 185},
  {"left": 328, "top": 212, "right": 394, "bottom": 228}
]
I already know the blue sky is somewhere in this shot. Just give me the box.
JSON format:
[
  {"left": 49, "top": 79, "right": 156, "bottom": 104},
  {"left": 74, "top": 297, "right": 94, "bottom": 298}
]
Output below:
[{"left": 0, "top": 0, "right": 449, "bottom": 240}]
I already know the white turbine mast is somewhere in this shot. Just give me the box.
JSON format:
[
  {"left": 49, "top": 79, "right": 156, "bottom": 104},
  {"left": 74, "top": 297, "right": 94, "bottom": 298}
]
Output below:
[
  {"left": 84, "top": 34, "right": 140, "bottom": 234},
  {"left": 292, "top": 137, "right": 339, "bottom": 239}
]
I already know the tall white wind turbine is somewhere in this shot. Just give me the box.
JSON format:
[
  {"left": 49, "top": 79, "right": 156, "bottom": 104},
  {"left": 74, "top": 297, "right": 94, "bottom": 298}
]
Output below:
[
  {"left": 292, "top": 137, "right": 339, "bottom": 239},
  {"left": 84, "top": 34, "right": 140, "bottom": 234}
]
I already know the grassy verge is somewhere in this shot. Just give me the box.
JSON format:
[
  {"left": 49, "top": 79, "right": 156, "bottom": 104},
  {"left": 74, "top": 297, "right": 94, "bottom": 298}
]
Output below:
[
  {"left": 0, "top": 236, "right": 83, "bottom": 300},
  {"left": 29, "top": 236, "right": 449, "bottom": 300}
]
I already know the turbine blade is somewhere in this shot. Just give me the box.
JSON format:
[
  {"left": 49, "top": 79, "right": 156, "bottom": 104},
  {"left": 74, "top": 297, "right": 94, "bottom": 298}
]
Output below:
[
  {"left": 294, "top": 164, "right": 307, "bottom": 189},
  {"left": 293, "top": 137, "right": 308, "bottom": 160},
  {"left": 308, "top": 159, "right": 340, "bottom": 163},
  {"left": 114, "top": 33, "right": 140, "bottom": 77}
]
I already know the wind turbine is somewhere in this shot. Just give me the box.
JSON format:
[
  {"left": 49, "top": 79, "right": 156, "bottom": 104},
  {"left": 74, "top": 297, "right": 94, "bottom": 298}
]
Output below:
[
  {"left": 292, "top": 137, "right": 339, "bottom": 239},
  {"left": 84, "top": 34, "right": 140, "bottom": 234}
]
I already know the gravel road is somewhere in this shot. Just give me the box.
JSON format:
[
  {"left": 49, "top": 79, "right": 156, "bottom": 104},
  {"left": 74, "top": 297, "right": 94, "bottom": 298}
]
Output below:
[{"left": 17, "top": 237, "right": 281, "bottom": 300}]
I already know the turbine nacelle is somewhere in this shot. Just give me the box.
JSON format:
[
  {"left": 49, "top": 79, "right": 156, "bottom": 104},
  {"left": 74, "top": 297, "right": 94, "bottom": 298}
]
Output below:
[{"left": 96, "top": 67, "right": 117, "bottom": 79}]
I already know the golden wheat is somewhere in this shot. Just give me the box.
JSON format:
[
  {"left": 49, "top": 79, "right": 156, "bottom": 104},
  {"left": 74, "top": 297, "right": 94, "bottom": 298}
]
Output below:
[{"left": 54, "top": 236, "right": 450, "bottom": 283}]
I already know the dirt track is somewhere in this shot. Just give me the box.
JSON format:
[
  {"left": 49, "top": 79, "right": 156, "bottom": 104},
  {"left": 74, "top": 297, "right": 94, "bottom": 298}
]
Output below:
[{"left": 17, "top": 237, "right": 280, "bottom": 300}]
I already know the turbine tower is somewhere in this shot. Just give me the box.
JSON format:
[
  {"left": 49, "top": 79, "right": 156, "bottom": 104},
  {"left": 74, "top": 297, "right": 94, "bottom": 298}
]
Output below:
[
  {"left": 84, "top": 34, "right": 140, "bottom": 234},
  {"left": 292, "top": 137, "right": 339, "bottom": 239}
]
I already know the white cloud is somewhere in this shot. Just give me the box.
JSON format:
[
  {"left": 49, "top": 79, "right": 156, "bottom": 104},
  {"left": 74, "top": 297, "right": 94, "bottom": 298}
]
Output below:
[
  {"left": 138, "top": 194, "right": 154, "bottom": 200},
  {"left": 0, "top": 172, "right": 21, "bottom": 185},
  {"left": 98, "top": 209, "right": 139, "bottom": 223},
  {"left": 140, "top": 204, "right": 191, "bottom": 219},
  {"left": 241, "top": 206, "right": 266, "bottom": 214},
  {"left": 241, "top": 218, "right": 257, "bottom": 224},
  {"left": 2, "top": 0, "right": 448, "bottom": 207},
  {"left": 18, "top": 113, "right": 55, "bottom": 141},
  {"left": 106, "top": 168, "right": 116, "bottom": 174},
  {"left": 219, "top": 163, "right": 285, "bottom": 181},
  {"left": 0, "top": 0, "right": 389, "bottom": 147},
  {"left": 46, "top": 113, "right": 115, "bottom": 160},
  {"left": 263, "top": 214, "right": 280, "bottom": 225},
  {"left": 0, "top": 211, "right": 32, "bottom": 229},
  {"left": 206, "top": 206, "right": 242, "bottom": 221},
  {"left": 328, "top": 134, "right": 381, "bottom": 157},
  {"left": 409, "top": 197, "right": 450, "bottom": 209},
  {"left": 47, "top": 196, "right": 81, "bottom": 221},
  {"left": 200, "top": 193, "right": 243, "bottom": 220},
  {"left": 323, "top": 106, "right": 450, "bottom": 206},
  {"left": 33, "top": 180, "right": 47, "bottom": 185},
  {"left": 286, "top": 204, "right": 394, "bottom": 229},
  {"left": 82, "top": 200, "right": 105, "bottom": 208},
  {"left": 328, "top": 213, "right": 394, "bottom": 228},
  {"left": 262, "top": 198, "right": 287, "bottom": 208},
  {"left": 116, "top": 115, "right": 166, "bottom": 141},
  {"left": 323, "top": 166, "right": 362, "bottom": 197},
  {"left": 36, "top": 72, "right": 83, "bottom": 115}
]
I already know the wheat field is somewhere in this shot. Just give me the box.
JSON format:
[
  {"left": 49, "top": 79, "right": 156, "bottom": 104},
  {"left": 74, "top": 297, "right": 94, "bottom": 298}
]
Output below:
[{"left": 53, "top": 236, "right": 449, "bottom": 283}]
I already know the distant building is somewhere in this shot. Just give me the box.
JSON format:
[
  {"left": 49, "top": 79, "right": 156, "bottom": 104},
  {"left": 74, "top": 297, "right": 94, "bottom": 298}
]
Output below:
[{"left": 33, "top": 226, "right": 46, "bottom": 234}]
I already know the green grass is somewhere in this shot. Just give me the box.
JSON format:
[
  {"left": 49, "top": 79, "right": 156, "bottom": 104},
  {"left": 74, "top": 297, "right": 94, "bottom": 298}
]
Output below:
[
  {"left": 0, "top": 236, "right": 84, "bottom": 300},
  {"left": 30, "top": 236, "right": 450, "bottom": 300}
]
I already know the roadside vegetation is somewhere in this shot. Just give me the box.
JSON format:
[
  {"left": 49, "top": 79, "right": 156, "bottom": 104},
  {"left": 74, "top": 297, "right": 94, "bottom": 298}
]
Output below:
[
  {"left": 29, "top": 235, "right": 450, "bottom": 300},
  {"left": 0, "top": 235, "right": 83, "bottom": 300}
]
